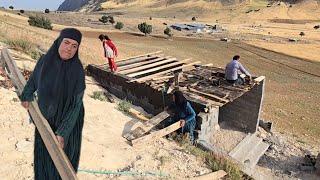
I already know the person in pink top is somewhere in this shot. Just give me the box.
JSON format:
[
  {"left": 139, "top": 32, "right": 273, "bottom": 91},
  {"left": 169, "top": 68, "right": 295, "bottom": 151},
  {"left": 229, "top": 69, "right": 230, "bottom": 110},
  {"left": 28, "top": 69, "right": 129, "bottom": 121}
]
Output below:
[{"left": 99, "top": 34, "right": 118, "bottom": 72}]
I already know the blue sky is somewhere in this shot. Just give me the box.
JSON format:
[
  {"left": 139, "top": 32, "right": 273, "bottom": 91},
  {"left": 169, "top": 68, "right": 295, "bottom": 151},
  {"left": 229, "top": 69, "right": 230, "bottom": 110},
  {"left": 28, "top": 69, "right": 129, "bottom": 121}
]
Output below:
[{"left": 0, "top": 0, "right": 65, "bottom": 11}]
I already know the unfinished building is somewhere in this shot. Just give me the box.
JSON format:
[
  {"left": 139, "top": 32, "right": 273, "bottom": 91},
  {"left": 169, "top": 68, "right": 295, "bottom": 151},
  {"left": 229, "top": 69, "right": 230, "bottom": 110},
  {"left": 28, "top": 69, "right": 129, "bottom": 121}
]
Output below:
[{"left": 87, "top": 51, "right": 269, "bottom": 178}]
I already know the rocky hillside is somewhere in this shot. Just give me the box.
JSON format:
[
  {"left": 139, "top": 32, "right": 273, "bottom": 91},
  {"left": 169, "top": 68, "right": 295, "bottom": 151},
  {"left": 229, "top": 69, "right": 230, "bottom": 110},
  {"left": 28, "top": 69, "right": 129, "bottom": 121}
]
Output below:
[
  {"left": 58, "top": 0, "right": 104, "bottom": 11},
  {"left": 57, "top": 0, "right": 250, "bottom": 12}
]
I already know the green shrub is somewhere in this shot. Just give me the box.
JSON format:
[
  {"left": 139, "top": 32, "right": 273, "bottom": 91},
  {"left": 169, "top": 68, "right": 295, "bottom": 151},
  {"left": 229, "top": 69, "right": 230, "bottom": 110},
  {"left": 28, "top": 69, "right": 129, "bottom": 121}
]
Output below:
[
  {"left": 5, "top": 39, "right": 32, "bottom": 52},
  {"left": 177, "top": 139, "right": 243, "bottom": 180},
  {"left": 117, "top": 99, "right": 132, "bottom": 113},
  {"left": 90, "top": 91, "right": 107, "bottom": 101},
  {"left": 164, "top": 27, "right": 172, "bottom": 37},
  {"left": 138, "top": 22, "right": 152, "bottom": 36},
  {"left": 44, "top": 8, "right": 50, "bottom": 13},
  {"left": 4, "top": 39, "right": 43, "bottom": 60},
  {"left": 115, "top": 22, "right": 124, "bottom": 30},
  {"left": 30, "top": 49, "right": 42, "bottom": 60},
  {"left": 28, "top": 15, "right": 53, "bottom": 30},
  {"left": 20, "top": 10, "right": 25, "bottom": 14},
  {"left": 99, "top": 15, "right": 109, "bottom": 24},
  {"left": 109, "top": 16, "right": 115, "bottom": 24}
]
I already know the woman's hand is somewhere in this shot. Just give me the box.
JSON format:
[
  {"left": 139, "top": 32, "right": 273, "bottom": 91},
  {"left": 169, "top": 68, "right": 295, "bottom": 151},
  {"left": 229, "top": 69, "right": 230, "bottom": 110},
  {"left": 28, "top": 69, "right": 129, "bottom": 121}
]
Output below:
[
  {"left": 21, "top": 101, "right": 30, "bottom": 109},
  {"left": 56, "top": 135, "right": 64, "bottom": 149},
  {"left": 179, "top": 119, "right": 186, "bottom": 127}
]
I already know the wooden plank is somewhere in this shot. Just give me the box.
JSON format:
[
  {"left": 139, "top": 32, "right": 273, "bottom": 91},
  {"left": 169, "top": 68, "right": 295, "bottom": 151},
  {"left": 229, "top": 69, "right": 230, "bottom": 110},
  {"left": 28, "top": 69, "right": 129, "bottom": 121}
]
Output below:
[
  {"left": 117, "top": 56, "right": 167, "bottom": 71},
  {"left": 123, "top": 111, "right": 170, "bottom": 141},
  {"left": 116, "top": 55, "right": 160, "bottom": 67},
  {"left": 254, "top": 76, "right": 265, "bottom": 83},
  {"left": 219, "top": 85, "right": 248, "bottom": 92},
  {"left": 151, "top": 75, "right": 174, "bottom": 81},
  {"left": 120, "top": 57, "right": 177, "bottom": 75},
  {"left": 1, "top": 48, "right": 77, "bottom": 180},
  {"left": 96, "top": 55, "right": 159, "bottom": 70},
  {"left": 117, "top": 51, "right": 162, "bottom": 66},
  {"left": 127, "top": 58, "right": 191, "bottom": 78},
  {"left": 191, "top": 170, "right": 227, "bottom": 180},
  {"left": 131, "top": 61, "right": 200, "bottom": 83},
  {"left": 132, "top": 121, "right": 181, "bottom": 146},
  {"left": 182, "top": 90, "right": 223, "bottom": 107},
  {"left": 188, "top": 87, "right": 229, "bottom": 103},
  {"left": 128, "top": 108, "right": 150, "bottom": 121}
]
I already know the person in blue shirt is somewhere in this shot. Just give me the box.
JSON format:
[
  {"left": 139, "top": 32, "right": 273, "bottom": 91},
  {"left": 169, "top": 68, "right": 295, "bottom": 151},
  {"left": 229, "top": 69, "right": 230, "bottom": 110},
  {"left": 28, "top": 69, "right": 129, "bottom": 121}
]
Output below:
[
  {"left": 169, "top": 90, "right": 197, "bottom": 143},
  {"left": 225, "top": 55, "right": 252, "bottom": 85}
]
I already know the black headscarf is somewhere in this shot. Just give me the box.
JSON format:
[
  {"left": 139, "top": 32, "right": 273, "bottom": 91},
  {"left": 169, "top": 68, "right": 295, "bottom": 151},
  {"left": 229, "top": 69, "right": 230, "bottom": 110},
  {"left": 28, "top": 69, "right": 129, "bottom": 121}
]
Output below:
[
  {"left": 36, "top": 28, "right": 85, "bottom": 119},
  {"left": 173, "top": 90, "right": 188, "bottom": 111}
]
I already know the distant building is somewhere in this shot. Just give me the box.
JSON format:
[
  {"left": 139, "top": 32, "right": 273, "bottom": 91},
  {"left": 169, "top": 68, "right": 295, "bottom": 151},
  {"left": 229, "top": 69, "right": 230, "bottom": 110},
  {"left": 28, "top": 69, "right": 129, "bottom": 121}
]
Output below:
[{"left": 171, "top": 23, "right": 222, "bottom": 33}]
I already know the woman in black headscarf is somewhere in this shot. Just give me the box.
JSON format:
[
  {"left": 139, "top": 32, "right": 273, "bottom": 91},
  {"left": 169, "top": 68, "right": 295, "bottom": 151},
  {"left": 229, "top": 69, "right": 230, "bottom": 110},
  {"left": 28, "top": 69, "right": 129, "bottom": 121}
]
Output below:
[
  {"left": 19, "top": 28, "right": 86, "bottom": 179},
  {"left": 170, "top": 90, "right": 196, "bottom": 143}
]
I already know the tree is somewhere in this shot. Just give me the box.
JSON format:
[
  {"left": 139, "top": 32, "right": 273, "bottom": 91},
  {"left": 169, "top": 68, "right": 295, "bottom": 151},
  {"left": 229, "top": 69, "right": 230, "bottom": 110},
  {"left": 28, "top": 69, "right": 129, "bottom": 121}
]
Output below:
[
  {"left": 109, "top": 16, "right": 115, "bottom": 24},
  {"left": 299, "top": 32, "right": 305, "bottom": 37},
  {"left": 9, "top": 6, "right": 14, "bottom": 10},
  {"left": 45, "top": 8, "right": 50, "bottom": 13},
  {"left": 20, "top": 10, "right": 25, "bottom": 14},
  {"left": 28, "top": 15, "right": 53, "bottom": 30},
  {"left": 115, "top": 22, "right": 124, "bottom": 30},
  {"left": 99, "top": 15, "right": 109, "bottom": 24},
  {"left": 192, "top": 16, "right": 196, "bottom": 21},
  {"left": 138, "top": 22, "right": 152, "bottom": 36},
  {"left": 164, "top": 27, "right": 172, "bottom": 38}
]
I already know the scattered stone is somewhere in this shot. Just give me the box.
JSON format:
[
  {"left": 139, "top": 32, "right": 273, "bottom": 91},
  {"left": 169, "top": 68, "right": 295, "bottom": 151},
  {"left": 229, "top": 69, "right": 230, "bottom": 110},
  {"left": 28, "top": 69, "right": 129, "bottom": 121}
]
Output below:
[
  {"left": 263, "top": 38, "right": 270, "bottom": 41},
  {"left": 288, "top": 38, "right": 298, "bottom": 42},
  {"left": 258, "top": 127, "right": 269, "bottom": 139},
  {"left": 220, "top": 38, "right": 231, "bottom": 42},
  {"left": 15, "top": 139, "right": 32, "bottom": 152},
  {"left": 259, "top": 119, "right": 273, "bottom": 132},
  {"left": 314, "top": 25, "right": 319, "bottom": 30},
  {"left": 12, "top": 97, "right": 19, "bottom": 102},
  {"left": 136, "top": 155, "right": 142, "bottom": 160}
]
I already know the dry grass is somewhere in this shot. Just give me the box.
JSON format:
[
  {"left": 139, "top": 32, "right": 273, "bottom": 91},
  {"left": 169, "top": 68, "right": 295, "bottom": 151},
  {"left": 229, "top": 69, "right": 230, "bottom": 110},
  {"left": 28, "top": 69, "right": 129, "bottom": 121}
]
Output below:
[
  {"left": 176, "top": 136, "right": 244, "bottom": 180},
  {"left": 0, "top": 11, "right": 105, "bottom": 65}
]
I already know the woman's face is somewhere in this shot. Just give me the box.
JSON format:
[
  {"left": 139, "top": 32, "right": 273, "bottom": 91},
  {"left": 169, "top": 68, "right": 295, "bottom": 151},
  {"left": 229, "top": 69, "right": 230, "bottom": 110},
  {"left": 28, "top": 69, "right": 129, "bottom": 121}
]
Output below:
[{"left": 58, "top": 38, "right": 79, "bottom": 61}]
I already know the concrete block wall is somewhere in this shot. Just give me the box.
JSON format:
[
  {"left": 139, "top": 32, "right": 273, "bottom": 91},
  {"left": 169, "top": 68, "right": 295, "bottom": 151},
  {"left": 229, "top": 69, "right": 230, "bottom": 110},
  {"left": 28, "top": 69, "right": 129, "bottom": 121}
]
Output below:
[
  {"left": 198, "top": 107, "right": 219, "bottom": 144},
  {"left": 87, "top": 65, "right": 167, "bottom": 114},
  {"left": 87, "top": 65, "right": 207, "bottom": 115},
  {"left": 218, "top": 80, "right": 265, "bottom": 133}
]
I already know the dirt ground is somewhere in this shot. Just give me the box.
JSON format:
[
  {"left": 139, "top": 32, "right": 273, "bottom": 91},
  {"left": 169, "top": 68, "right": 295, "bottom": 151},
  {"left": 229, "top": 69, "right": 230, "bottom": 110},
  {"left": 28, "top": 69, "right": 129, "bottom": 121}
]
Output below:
[{"left": 0, "top": 69, "right": 211, "bottom": 179}]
